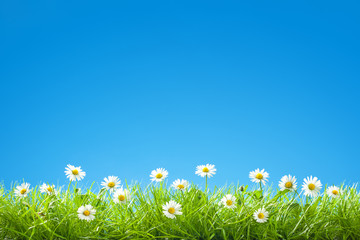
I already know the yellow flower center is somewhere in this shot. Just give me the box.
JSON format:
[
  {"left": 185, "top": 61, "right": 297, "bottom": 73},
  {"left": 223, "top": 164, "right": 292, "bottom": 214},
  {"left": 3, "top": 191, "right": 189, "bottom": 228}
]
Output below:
[
  {"left": 285, "top": 182, "right": 293, "bottom": 188},
  {"left": 156, "top": 173, "right": 163, "bottom": 179},
  {"left": 118, "top": 195, "right": 125, "bottom": 201},
  {"left": 332, "top": 190, "right": 339, "bottom": 195},
  {"left": 226, "top": 200, "right": 233, "bottom": 206},
  {"left": 83, "top": 210, "right": 90, "bottom": 216},
  {"left": 258, "top": 213, "right": 265, "bottom": 219},
  {"left": 308, "top": 183, "right": 316, "bottom": 190},
  {"left": 72, "top": 169, "right": 79, "bottom": 175},
  {"left": 177, "top": 184, "right": 185, "bottom": 189},
  {"left": 168, "top": 207, "right": 175, "bottom": 214},
  {"left": 255, "top": 173, "right": 263, "bottom": 179},
  {"left": 47, "top": 187, "right": 53, "bottom": 192},
  {"left": 20, "top": 189, "right": 27, "bottom": 194},
  {"left": 108, "top": 182, "right": 115, "bottom": 188},
  {"left": 202, "top": 167, "right": 209, "bottom": 172}
]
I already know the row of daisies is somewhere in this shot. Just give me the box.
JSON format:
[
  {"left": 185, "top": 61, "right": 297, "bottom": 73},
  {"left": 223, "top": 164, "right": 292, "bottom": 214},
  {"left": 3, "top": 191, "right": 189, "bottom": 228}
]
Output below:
[{"left": 12, "top": 164, "right": 341, "bottom": 223}]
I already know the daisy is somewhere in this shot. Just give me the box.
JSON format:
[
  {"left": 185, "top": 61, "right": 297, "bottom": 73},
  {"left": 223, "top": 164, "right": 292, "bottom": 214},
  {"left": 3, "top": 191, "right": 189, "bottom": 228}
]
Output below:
[
  {"left": 326, "top": 186, "right": 340, "bottom": 198},
  {"left": 220, "top": 194, "right": 237, "bottom": 209},
  {"left": 113, "top": 188, "right": 131, "bottom": 204},
  {"left": 302, "top": 176, "right": 322, "bottom": 197},
  {"left": 150, "top": 168, "right": 168, "bottom": 182},
  {"left": 162, "top": 200, "right": 182, "bottom": 219},
  {"left": 101, "top": 176, "right": 121, "bottom": 192},
  {"left": 14, "top": 183, "right": 31, "bottom": 198},
  {"left": 65, "top": 164, "right": 86, "bottom": 181},
  {"left": 253, "top": 208, "right": 269, "bottom": 223},
  {"left": 172, "top": 179, "right": 189, "bottom": 191},
  {"left": 40, "top": 183, "right": 57, "bottom": 195},
  {"left": 77, "top": 205, "right": 96, "bottom": 221},
  {"left": 278, "top": 175, "right": 297, "bottom": 191},
  {"left": 249, "top": 168, "right": 269, "bottom": 185},
  {"left": 195, "top": 164, "right": 216, "bottom": 178}
]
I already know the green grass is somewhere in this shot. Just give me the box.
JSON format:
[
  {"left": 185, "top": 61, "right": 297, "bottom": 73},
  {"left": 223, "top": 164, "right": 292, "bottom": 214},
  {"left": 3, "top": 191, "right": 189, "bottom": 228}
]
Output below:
[{"left": 0, "top": 181, "right": 360, "bottom": 240}]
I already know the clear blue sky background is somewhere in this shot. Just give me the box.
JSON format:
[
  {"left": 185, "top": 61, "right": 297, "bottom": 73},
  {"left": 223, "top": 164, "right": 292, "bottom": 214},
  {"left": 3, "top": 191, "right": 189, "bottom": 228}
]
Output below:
[{"left": 1, "top": 1, "right": 359, "bottom": 190}]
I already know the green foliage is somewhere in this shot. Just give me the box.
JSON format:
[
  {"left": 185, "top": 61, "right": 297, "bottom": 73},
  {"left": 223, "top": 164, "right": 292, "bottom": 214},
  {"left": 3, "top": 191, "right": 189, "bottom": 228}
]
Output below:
[{"left": 0, "top": 183, "right": 359, "bottom": 239}]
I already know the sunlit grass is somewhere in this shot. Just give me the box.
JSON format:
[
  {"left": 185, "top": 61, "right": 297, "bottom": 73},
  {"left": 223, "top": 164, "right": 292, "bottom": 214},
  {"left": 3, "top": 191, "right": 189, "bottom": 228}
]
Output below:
[{"left": 0, "top": 166, "right": 360, "bottom": 239}]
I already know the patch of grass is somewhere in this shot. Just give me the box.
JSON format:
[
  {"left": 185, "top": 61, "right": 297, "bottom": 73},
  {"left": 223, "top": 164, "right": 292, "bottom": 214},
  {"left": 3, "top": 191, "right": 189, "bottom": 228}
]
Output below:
[{"left": 0, "top": 180, "right": 360, "bottom": 240}]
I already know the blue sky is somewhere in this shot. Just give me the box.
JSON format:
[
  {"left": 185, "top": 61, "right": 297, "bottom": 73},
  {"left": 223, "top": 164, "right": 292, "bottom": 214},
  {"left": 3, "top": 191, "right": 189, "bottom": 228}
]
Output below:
[{"left": 1, "top": 1, "right": 360, "bottom": 190}]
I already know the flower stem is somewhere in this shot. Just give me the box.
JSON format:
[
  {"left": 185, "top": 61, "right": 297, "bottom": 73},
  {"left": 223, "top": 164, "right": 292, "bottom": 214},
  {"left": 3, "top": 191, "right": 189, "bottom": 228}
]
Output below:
[{"left": 205, "top": 175, "right": 208, "bottom": 192}]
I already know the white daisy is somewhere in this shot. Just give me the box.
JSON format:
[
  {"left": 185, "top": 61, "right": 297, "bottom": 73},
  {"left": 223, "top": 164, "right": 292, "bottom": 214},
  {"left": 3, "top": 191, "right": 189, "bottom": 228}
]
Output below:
[
  {"left": 278, "top": 175, "right": 297, "bottom": 191},
  {"left": 172, "top": 179, "right": 189, "bottom": 191},
  {"left": 14, "top": 183, "right": 31, "bottom": 198},
  {"left": 65, "top": 164, "right": 86, "bottom": 181},
  {"left": 195, "top": 164, "right": 216, "bottom": 178},
  {"left": 40, "top": 183, "right": 57, "bottom": 195},
  {"left": 101, "top": 176, "right": 121, "bottom": 192},
  {"left": 253, "top": 208, "right": 269, "bottom": 223},
  {"left": 220, "top": 194, "right": 237, "bottom": 209},
  {"left": 249, "top": 168, "right": 269, "bottom": 185},
  {"left": 77, "top": 204, "right": 96, "bottom": 221},
  {"left": 302, "top": 176, "right": 322, "bottom": 197},
  {"left": 162, "top": 200, "right": 182, "bottom": 219},
  {"left": 326, "top": 186, "right": 340, "bottom": 198},
  {"left": 150, "top": 168, "right": 168, "bottom": 182},
  {"left": 113, "top": 188, "right": 131, "bottom": 204}
]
